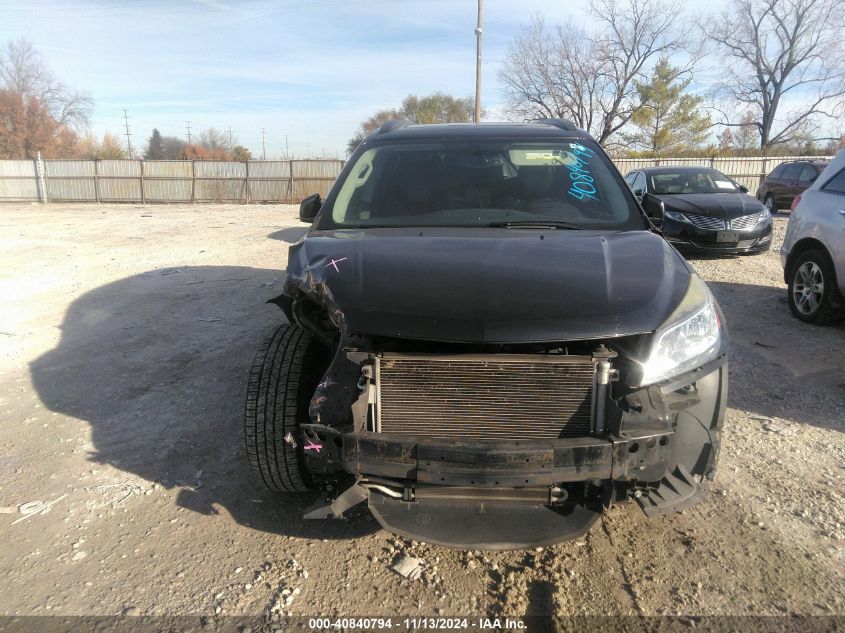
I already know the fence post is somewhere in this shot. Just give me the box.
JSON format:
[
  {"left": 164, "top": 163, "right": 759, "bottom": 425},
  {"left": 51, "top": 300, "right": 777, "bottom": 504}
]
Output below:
[
  {"left": 93, "top": 159, "right": 100, "bottom": 203},
  {"left": 140, "top": 159, "right": 145, "bottom": 204},
  {"left": 289, "top": 160, "right": 295, "bottom": 204},
  {"left": 190, "top": 160, "right": 196, "bottom": 203},
  {"left": 36, "top": 151, "right": 48, "bottom": 203},
  {"left": 244, "top": 161, "right": 250, "bottom": 204}
]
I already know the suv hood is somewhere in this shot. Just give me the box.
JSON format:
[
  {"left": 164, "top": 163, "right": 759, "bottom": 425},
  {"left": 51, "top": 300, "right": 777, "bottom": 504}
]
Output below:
[
  {"left": 658, "top": 193, "right": 763, "bottom": 219},
  {"left": 284, "top": 228, "right": 690, "bottom": 343}
]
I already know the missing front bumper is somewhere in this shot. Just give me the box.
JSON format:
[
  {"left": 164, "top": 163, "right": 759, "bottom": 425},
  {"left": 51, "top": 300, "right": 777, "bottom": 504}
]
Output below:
[{"left": 301, "top": 426, "right": 674, "bottom": 486}]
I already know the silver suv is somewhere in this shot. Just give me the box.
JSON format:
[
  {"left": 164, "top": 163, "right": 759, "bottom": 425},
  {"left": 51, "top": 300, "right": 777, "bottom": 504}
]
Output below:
[{"left": 781, "top": 149, "right": 845, "bottom": 324}]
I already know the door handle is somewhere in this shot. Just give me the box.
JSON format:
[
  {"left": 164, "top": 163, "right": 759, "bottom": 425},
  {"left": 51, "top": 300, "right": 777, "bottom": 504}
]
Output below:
[{"left": 839, "top": 210, "right": 845, "bottom": 216}]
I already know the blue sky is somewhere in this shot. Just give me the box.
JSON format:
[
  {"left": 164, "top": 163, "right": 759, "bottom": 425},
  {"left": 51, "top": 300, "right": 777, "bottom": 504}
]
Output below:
[{"left": 0, "top": 0, "right": 734, "bottom": 158}]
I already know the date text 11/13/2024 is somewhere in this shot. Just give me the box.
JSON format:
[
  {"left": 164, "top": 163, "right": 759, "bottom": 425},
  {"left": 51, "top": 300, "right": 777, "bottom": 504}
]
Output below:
[{"left": 307, "top": 617, "right": 527, "bottom": 630}]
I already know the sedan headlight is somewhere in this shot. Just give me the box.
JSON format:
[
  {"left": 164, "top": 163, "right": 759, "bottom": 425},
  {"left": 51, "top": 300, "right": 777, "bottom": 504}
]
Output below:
[
  {"left": 663, "top": 209, "right": 691, "bottom": 224},
  {"left": 756, "top": 207, "right": 771, "bottom": 224},
  {"left": 639, "top": 275, "right": 723, "bottom": 385}
]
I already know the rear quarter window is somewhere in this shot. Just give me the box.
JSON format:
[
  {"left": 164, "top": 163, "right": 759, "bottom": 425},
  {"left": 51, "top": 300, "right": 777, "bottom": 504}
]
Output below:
[
  {"left": 769, "top": 164, "right": 786, "bottom": 179},
  {"left": 822, "top": 168, "right": 845, "bottom": 194}
]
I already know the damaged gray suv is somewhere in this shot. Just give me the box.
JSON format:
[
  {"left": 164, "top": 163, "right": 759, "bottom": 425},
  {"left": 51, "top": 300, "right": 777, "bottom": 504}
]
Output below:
[{"left": 245, "top": 120, "right": 729, "bottom": 550}]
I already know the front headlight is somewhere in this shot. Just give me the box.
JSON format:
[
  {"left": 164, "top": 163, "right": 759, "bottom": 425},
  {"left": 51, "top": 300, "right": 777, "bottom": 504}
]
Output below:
[
  {"left": 639, "top": 275, "right": 723, "bottom": 386},
  {"left": 664, "top": 209, "right": 691, "bottom": 224},
  {"left": 756, "top": 207, "right": 771, "bottom": 224}
]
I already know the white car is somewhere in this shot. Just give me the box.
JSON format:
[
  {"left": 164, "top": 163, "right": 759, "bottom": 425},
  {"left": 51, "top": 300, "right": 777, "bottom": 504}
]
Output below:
[{"left": 780, "top": 149, "right": 845, "bottom": 324}]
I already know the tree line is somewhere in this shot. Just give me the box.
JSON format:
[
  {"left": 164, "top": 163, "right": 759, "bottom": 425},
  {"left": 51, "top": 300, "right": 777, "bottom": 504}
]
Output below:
[
  {"left": 498, "top": 0, "right": 845, "bottom": 156},
  {"left": 350, "top": 0, "right": 844, "bottom": 157},
  {"left": 3, "top": 0, "right": 845, "bottom": 162},
  {"left": 0, "top": 38, "right": 253, "bottom": 161}
]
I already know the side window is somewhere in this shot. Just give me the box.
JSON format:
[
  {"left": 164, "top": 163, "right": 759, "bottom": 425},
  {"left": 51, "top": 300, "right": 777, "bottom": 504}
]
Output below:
[
  {"left": 769, "top": 164, "right": 786, "bottom": 179},
  {"left": 781, "top": 164, "right": 802, "bottom": 180},
  {"left": 798, "top": 164, "right": 817, "bottom": 183},
  {"left": 634, "top": 172, "right": 647, "bottom": 194},
  {"left": 624, "top": 173, "right": 636, "bottom": 187},
  {"left": 822, "top": 168, "right": 845, "bottom": 195}
]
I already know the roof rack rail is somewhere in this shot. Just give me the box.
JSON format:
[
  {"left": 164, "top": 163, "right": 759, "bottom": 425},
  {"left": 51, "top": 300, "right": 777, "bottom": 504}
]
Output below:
[
  {"left": 378, "top": 120, "right": 410, "bottom": 135},
  {"left": 535, "top": 118, "right": 580, "bottom": 132}
]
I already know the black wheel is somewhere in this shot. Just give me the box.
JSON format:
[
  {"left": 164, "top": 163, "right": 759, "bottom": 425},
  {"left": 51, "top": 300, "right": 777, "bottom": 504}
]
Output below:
[
  {"left": 245, "top": 323, "right": 330, "bottom": 492},
  {"left": 764, "top": 194, "right": 776, "bottom": 214},
  {"left": 787, "top": 250, "right": 845, "bottom": 325}
]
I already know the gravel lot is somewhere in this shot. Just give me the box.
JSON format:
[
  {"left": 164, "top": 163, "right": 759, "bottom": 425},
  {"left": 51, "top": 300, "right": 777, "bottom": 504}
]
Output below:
[{"left": 0, "top": 203, "right": 843, "bottom": 621}]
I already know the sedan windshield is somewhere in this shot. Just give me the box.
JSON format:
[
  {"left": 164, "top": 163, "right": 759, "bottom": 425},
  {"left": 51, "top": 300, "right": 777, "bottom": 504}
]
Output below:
[
  {"left": 318, "top": 140, "right": 644, "bottom": 230},
  {"left": 649, "top": 169, "right": 740, "bottom": 195}
]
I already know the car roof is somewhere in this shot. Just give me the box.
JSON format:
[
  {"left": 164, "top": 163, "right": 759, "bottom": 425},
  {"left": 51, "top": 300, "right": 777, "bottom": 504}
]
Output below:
[
  {"left": 363, "top": 120, "right": 594, "bottom": 143},
  {"left": 636, "top": 166, "right": 723, "bottom": 175}
]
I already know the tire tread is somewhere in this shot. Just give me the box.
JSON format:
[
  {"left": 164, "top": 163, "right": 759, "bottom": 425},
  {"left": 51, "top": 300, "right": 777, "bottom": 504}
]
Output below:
[{"left": 244, "top": 324, "right": 318, "bottom": 492}]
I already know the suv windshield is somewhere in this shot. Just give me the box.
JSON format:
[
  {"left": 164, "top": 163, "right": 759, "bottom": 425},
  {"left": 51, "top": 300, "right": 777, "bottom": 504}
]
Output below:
[
  {"left": 649, "top": 169, "right": 739, "bottom": 195},
  {"left": 317, "top": 140, "right": 644, "bottom": 230}
]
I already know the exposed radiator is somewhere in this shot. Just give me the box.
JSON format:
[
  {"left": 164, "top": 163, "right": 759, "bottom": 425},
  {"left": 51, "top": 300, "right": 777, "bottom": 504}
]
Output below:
[{"left": 375, "top": 354, "right": 595, "bottom": 441}]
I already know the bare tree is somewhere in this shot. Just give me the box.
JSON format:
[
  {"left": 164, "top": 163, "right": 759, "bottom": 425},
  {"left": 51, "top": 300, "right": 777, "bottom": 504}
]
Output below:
[
  {"left": 499, "top": 17, "right": 603, "bottom": 132},
  {"left": 196, "top": 127, "right": 233, "bottom": 153},
  {"left": 704, "top": 0, "right": 845, "bottom": 151},
  {"left": 499, "top": 0, "right": 689, "bottom": 145},
  {"left": 0, "top": 38, "right": 93, "bottom": 131}
]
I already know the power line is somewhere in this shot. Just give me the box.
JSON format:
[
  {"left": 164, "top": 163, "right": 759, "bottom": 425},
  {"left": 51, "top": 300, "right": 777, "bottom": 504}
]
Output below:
[{"left": 123, "top": 109, "right": 133, "bottom": 158}]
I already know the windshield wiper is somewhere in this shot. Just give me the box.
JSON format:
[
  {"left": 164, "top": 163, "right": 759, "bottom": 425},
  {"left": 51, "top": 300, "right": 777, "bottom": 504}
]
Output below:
[{"left": 487, "top": 220, "right": 584, "bottom": 230}]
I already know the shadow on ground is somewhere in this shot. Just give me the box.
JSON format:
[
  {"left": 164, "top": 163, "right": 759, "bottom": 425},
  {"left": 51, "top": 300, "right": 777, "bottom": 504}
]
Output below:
[
  {"left": 267, "top": 227, "right": 308, "bottom": 243},
  {"left": 29, "top": 265, "right": 378, "bottom": 540},
  {"left": 707, "top": 280, "right": 845, "bottom": 431}
]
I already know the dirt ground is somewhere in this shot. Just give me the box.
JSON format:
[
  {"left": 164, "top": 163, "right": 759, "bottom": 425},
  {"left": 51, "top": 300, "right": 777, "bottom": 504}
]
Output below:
[{"left": 0, "top": 203, "right": 843, "bottom": 621}]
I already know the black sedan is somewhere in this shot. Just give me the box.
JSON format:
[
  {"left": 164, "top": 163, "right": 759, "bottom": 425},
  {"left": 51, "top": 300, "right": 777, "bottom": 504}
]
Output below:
[{"left": 625, "top": 166, "right": 772, "bottom": 255}]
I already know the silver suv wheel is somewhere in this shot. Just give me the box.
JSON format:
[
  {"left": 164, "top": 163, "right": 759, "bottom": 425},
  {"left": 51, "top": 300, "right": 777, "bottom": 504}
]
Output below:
[
  {"left": 792, "top": 261, "right": 824, "bottom": 315},
  {"left": 787, "top": 249, "right": 845, "bottom": 324}
]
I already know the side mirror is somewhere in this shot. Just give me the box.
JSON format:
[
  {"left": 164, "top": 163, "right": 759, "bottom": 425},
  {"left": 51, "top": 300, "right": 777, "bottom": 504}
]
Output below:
[
  {"left": 642, "top": 193, "right": 664, "bottom": 224},
  {"left": 739, "top": 185, "right": 749, "bottom": 193},
  {"left": 299, "top": 193, "right": 322, "bottom": 223}
]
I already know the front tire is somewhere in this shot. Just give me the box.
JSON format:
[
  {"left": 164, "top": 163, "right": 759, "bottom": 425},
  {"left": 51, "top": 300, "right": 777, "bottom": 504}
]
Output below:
[
  {"left": 764, "top": 194, "right": 776, "bottom": 214},
  {"left": 787, "top": 250, "right": 845, "bottom": 325},
  {"left": 245, "top": 324, "right": 330, "bottom": 492}
]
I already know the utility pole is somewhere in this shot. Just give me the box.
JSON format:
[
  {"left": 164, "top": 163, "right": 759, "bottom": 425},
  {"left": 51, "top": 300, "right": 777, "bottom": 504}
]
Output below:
[
  {"left": 228, "top": 126, "right": 233, "bottom": 146},
  {"left": 474, "top": 0, "right": 483, "bottom": 123},
  {"left": 123, "top": 109, "right": 133, "bottom": 157},
  {"left": 284, "top": 135, "right": 289, "bottom": 160},
  {"left": 185, "top": 121, "right": 192, "bottom": 148},
  {"left": 261, "top": 128, "right": 266, "bottom": 160}
]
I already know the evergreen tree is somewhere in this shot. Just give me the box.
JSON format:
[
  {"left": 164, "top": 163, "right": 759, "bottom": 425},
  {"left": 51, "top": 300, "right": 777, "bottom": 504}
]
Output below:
[
  {"left": 144, "top": 128, "right": 164, "bottom": 159},
  {"left": 625, "top": 58, "right": 711, "bottom": 155}
]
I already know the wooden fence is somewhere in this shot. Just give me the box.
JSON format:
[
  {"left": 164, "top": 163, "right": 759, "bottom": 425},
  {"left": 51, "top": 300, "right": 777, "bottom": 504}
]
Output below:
[
  {"left": 0, "top": 157, "right": 345, "bottom": 203},
  {"left": 0, "top": 155, "right": 835, "bottom": 204}
]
